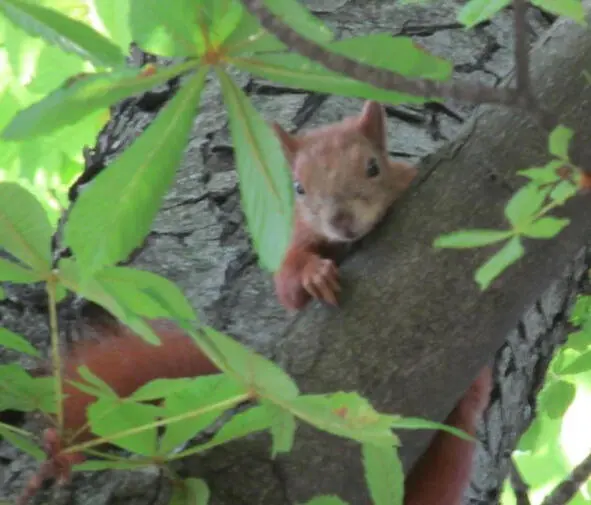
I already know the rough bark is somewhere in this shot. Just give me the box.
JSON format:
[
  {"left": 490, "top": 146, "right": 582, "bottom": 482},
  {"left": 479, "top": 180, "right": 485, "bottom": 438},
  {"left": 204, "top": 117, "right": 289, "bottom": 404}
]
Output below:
[{"left": 2, "top": 1, "right": 591, "bottom": 505}]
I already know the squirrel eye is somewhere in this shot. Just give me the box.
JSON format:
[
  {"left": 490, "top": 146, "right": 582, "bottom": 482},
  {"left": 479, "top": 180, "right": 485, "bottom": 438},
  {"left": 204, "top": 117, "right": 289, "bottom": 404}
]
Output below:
[
  {"left": 294, "top": 181, "right": 305, "bottom": 195},
  {"left": 367, "top": 158, "right": 380, "bottom": 178}
]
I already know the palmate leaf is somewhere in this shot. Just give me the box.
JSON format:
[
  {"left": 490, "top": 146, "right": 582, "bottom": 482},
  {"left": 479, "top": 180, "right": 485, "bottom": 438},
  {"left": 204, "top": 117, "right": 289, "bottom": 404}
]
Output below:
[
  {"left": 216, "top": 68, "right": 293, "bottom": 272},
  {"left": 231, "top": 33, "right": 452, "bottom": 106},
  {"left": 2, "top": 61, "right": 196, "bottom": 140},
  {"left": 0, "top": 0, "right": 125, "bottom": 67},
  {"left": 170, "top": 478, "right": 210, "bottom": 505},
  {"left": 475, "top": 236, "right": 525, "bottom": 290},
  {"left": 530, "top": 0, "right": 586, "bottom": 24},
  {"left": 129, "top": 0, "right": 204, "bottom": 57},
  {"left": 0, "top": 256, "right": 45, "bottom": 283},
  {"left": 0, "top": 327, "right": 40, "bottom": 357},
  {"left": 63, "top": 67, "right": 208, "bottom": 276}
]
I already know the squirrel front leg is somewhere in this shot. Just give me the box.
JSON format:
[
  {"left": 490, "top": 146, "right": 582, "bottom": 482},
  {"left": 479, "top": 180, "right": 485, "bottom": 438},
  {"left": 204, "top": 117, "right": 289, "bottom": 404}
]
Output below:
[{"left": 274, "top": 226, "right": 340, "bottom": 310}]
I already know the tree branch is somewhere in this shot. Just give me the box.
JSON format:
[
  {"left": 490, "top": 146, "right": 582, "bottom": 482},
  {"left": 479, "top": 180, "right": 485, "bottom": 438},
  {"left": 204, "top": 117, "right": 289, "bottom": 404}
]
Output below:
[
  {"left": 540, "top": 451, "right": 591, "bottom": 505},
  {"left": 238, "top": 0, "right": 521, "bottom": 107}
]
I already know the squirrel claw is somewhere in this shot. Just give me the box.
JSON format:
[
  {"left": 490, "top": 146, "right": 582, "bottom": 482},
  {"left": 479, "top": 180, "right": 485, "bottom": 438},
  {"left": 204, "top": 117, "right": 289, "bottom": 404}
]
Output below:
[{"left": 302, "top": 257, "right": 340, "bottom": 306}]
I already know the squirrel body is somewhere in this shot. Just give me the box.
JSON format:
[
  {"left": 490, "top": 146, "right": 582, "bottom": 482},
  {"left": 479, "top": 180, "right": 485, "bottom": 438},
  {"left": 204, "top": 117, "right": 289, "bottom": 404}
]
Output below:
[
  {"left": 24, "top": 317, "right": 490, "bottom": 505},
  {"left": 272, "top": 101, "right": 417, "bottom": 310}
]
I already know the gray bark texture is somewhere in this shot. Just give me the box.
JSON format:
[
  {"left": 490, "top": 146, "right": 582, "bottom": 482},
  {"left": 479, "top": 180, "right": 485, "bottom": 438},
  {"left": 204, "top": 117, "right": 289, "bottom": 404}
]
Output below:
[{"left": 2, "top": 1, "right": 591, "bottom": 504}]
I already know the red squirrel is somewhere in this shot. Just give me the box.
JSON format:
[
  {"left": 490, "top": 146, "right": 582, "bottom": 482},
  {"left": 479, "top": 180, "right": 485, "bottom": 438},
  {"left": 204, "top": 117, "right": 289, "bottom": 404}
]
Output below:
[
  {"left": 18, "top": 315, "right": 490, "bottom": 505},
  {"left": 272, "top": 101, "right": 417, "bottom": 310}
]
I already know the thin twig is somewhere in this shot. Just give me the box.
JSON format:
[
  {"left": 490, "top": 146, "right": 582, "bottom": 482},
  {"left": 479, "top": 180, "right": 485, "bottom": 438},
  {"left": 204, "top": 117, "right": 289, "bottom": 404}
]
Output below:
[
  {"left": 238, "top": 0, "right": 520, "bottom": 107},
  {"left": 540, "top": 451, "right": 591, "bottom": 505},
  {"left": 509, "top": 459, "right": 532, "bottom": 505},
  {"left": 512, "top": 0, "right": 532, "bottom": 102}
]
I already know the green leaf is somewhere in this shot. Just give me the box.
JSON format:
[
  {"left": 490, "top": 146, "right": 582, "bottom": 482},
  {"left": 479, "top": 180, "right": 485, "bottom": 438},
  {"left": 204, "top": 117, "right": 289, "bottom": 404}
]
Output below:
[
  {"left": 530, "top": 0, "right": 586, "bottom": 24},
  {"left": 170, "top": 478, "right": 210, "bottom": 505},
  {"left": 517, "top": 418, "right": 542, "bottom": 452},
  {"left": 57, "top": 260, "right": 164, "bottom": 345},
  {"left": 158, "top": 375, "right": 246, "bottom": 454},
  {"left": 73, "top": 459, "right": 147, "bottom": 471},
  {"left": 216, "top": 68, "right": 293, "bottom": 272},
  {"left": 457, "top": 0, "right": 511, "bottom": 27},
  {"left": 261, "top": 0, "right": 333, "bottom": 44},
  {"left": 93, "top": 266, "right": 197, "bottom": 324},
  {"left": 389, "top": 416, "right": 474, "bottom": 442},
  {"left": 191, "top": 327, "right": 299, "bottom": 400},
  {"left": 264, "top": 400, "right": 297, "bottom": 457},
  {"left": 362, "top": 443, "right": 404, "bottom": 505},
  {"left": 0, "top": 365, "right": 56, "bottom": 413},
  {"left": 63, "top": 67, "right": 208, "bottom": 275},
  {"left": 0, "top": 183, "right": 52, "bottom": 272},
  {"left": 2, "top": 61, "right": 195, "bottom": 140},
  {"left": 300, "top": 497, "right": 349, "bottom": 505},
  {"left": 0, "top": 287, "right": 5, "bottom": 300},
  {"left": 521, "top": 216, "right": 570, "bottom": 239},
  {"left": 87, "top": 398, "right": 164, "bottom": 455},
  {"left": 203, "top": 0, "right": 245, "bottom": 47},
  {"left": 433, "top": 229, "right": 511, "bottom": 249},
  {"left": 550, "top": 180, "right": 578, "bottom": 204},
  {"left": 0, "top": 327, "right": 39, "bottom": 357},
  {"left": 0, "top": 257, "right": 45, "bottom": 283},
  {"left": 131, "top": 378, "right": 196, "bottom": 402},
  {"left": 517, "top": 160, "right": 563, "bottom": 185},
  {"left": 231, "top": 34, "right": 452, "bottom": 106},
  {"left": 504, "top": 184, "right": 548, "bottom": 227},
  {"left": 0, "top": 424, "right": 44, "bottom": 460},
  {"left": 564, "top": 330, "right": 591, "bottom": 352},
  {"left": 221, "top": 3, "right": 285, "bottom": 55},
  {"left": 537, "top": 380, "right": 576, "bottom": 419},
  {"left": 201, "top": 404, "right": 274, "bottom": 448},
  {"left": 94, "top": 0, "right": 132, "bottom": 51},
  {"left": 559, "top": 352, "right": 591, "bottom": 376},
  {"left": 570, "top": 295, "right": 591, "bottom": 327},
  {"left": 475, "top": 237, "right": 525, "bottom": 290},
  {"left": 290, "top": 392, "right": 398, "bottom": 446},
  {"left": 548, "top": 125, "right": 574, "bottom": 160},
  {"left": 0, "top": 0, "right": 125, "bottom": 67},
  {"left": 129, "top": 0, "right": 204, "bottom": 57},
  {"left": 75, "top": 365, "right": 117, "bottom": 396}
]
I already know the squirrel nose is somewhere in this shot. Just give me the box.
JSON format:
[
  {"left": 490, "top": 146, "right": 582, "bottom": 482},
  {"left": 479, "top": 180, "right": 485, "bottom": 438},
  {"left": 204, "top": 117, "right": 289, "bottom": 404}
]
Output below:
[{"left": 330, "top": 210, "right": 354, "bottom": 233}]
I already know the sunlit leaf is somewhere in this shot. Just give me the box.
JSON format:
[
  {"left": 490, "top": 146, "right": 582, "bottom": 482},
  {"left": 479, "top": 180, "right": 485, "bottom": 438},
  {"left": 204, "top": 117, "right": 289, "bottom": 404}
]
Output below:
[
  {"left": 264, "top": 400, "right": 297, "bottom": 457},
  {"left": 129, "top": 0, "right": 204, "bottom": 57},
  {"left": 261, "top": 0, "right": 333, "bottom": 44},
  {"left": 94, "top": 0, "right": 132, "bottom": 51},
  {"left": 290, "top": 392, "right": 397, "bottom": 446},
  {"left": 517, "top": 160, "right": 563, "bottom": 185},
  {"left": 550, "top": 180, "right": 578, "bottom": 204},
  {"left": 0, "top": 0, "right": 125, "bottom": 67},
  {"left": 569, "top": 295, "right": 591, "bottom": 327},
  {"left": 0, "top": 182, "right": 52, "bottom": 272},
  {"left": 216, "top": 68, "right": 293, "bottom": 272},
  {"left": 504, "top": 184, "right": 547, "bottom": 227},
  {"left": 559, "top": 352, "right": 591, "bottom": 376},
  {"left": 548, "top": 125, "right": 574, "bottom": 160},
  {"left": 0, "top": 364, "right": 56, "bottom": 413},
  {"left": 63, "top": 67, "right": 207, "bottom": 275},
  {"left": 457, "top": 0, "right": 511, "bottom": 28},
  {"left": 2, "top": 61, "right": 195, "bottom": 140},
  {"left": 0, "top": 424, "right": 44, "bottom": 460},
  {"left": 0, "top": 327, "right": 40, "bottom": 357},
  {"left": 537, "top": 379, "right": 576, "bottom": 419},
  {"left": 433, "top": 229, "right": 511, "bottom": 249},
  {"left": 158, "top": 375, "right": 246, "bottom": 454},
  {"left": 231, "top": 34, "right": 452, "bottom": 105},
  {"left": 475, "top": 237, "right": 524, "bottom": 290},
  {"left": 521, "top": 216, "right": 570, "bottom": 239},
  {"left": 0, "top": 256, "right": 45, "bottom": 283},
  {"left": 530, "top": 0, "right": 586, "bottom": 24},
  {"left": 300, "top": 496, "right": 349, "bottom": 505},
  {"left": 170, "top": 477, "right": 210, "bottom": 505},
  {"left": 87, "top": 398, "right": 163, "bottom": 455},
  {"left": 362, "top": 443, "right": 403, "bottom": 505}
]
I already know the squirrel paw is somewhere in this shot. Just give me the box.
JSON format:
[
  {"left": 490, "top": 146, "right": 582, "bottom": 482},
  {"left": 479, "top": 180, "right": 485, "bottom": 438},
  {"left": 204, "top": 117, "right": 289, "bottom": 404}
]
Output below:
[{"left": 302, "top": 257, "right": 340, "bottom": 306}]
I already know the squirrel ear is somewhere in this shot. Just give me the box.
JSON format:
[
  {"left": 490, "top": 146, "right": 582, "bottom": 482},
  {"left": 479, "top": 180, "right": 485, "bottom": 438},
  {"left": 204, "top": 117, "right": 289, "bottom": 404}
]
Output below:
[
  {"left": 357, "top": 100, "right": 387, "bottom": 151},
  {"left": 271, "top": 122, "right": 299, "bottom": 166}
]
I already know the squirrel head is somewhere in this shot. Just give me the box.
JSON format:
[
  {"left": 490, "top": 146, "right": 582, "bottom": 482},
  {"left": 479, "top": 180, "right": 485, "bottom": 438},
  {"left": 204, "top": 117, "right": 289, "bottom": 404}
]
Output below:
[{"left": 272, "top": 100, "right": 417, "bottom": 243}]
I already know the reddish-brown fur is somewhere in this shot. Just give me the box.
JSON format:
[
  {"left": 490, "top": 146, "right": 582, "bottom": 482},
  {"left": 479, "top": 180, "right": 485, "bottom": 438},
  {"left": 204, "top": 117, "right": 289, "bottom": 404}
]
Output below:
[
  {"left": 59, "top": 319, "right": 219, "bottom": 443},
  {"left": 272, "top": 100, "right": 417, "bottom": 311}
]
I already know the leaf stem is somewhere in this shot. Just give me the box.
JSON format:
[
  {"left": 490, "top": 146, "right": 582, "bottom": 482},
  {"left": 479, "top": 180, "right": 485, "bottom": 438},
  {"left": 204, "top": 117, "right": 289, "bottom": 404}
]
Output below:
[{"left": 46, "top": 274, "right": 64, "bottom": 431}]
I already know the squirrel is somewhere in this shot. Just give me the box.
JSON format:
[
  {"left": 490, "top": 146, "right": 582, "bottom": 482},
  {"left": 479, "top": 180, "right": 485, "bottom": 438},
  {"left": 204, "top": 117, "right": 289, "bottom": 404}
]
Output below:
[
  {"left": 271, "top": 100, "right": 417, "bottom": 310},
  {"left": 15, "top": 313, "right": 490, "bottom": 505}
]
